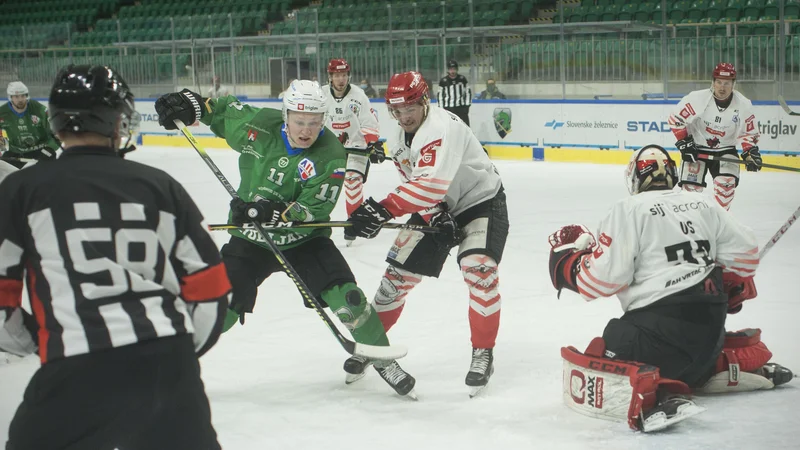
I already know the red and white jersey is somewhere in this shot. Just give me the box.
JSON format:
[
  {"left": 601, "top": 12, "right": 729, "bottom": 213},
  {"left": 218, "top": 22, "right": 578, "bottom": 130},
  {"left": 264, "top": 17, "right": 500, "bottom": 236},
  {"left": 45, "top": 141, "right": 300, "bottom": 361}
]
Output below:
[
  {"left": 322, "top": 84, "right": 379, "bottom": 149},
  {"left": 668, "top": 89, "right": 759, "bottom": 152},
  {"left": 575, "top": 189, "right": 759, "bottom": 312},
  {"left": 381, "top": 106, "right": 502, "bottom": 217}
]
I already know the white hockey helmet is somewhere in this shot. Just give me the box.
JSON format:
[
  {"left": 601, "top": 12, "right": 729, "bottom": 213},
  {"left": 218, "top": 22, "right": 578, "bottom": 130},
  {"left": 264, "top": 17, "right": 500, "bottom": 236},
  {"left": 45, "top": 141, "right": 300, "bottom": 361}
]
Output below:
[
  {"left": 7, "top": 81, "right": 28, "bottom": 101},
  {"left": 625, "top": 145, "right": 678, "bottom": 195},
  {"left": 282, "top": 79, "right": 329, "bottom": 124}
]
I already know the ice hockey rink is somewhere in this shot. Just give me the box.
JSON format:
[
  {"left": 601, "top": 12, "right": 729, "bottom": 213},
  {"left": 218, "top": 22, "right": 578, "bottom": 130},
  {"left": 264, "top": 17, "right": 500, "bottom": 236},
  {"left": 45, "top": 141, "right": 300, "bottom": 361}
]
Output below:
[{"left": 2, "top": 145, "right": 798, "bottom": 449}]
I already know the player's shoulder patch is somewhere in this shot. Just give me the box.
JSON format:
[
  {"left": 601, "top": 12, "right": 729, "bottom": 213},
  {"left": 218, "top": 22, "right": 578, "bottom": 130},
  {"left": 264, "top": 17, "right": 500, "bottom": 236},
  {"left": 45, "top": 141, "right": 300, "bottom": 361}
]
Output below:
[{"left": 418, "top": 139, "right": 442, "bottom": 168}]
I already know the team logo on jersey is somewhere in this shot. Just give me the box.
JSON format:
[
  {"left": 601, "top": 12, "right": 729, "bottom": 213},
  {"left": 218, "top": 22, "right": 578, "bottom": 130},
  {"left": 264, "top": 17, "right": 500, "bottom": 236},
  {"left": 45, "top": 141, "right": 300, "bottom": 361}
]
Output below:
[
  {"left": 278, "top": 156, "right": 289, "bottom": 168},
  {"left": 18, "top": 119, "right": 24, "bottom": 125},
  {"left": 31, "top": 115, "right": 39, "bottom": 125},
  {"left": 332, "top": 122, "right": 350, "bottom": 130},
  {"left": 247, "top": 129, "right": 258, "bottom": 141},
  {"left": 419, "top": 139, "right": 441, "bottom": 168},
  {"left": 349, "top": 103, "right": 360, "bottom": 116},
  {"left": 706, "top": 136, "right": 720, "bottom": 148},
  {"left": 297, "top": 103, "right": 305, "bottom": 111},
  {"left": 679, "top": 103, "right": 696, "bottom": 119},
  {"left": 599, "top": 233, "right": 612, "bottom": 247},
  {"left": 493, "top": 108, "right": 512, "bottom": 139},
  {"left": 704, "top": 127, "right": 725, "bottom": 137},
  {"left": 298, "top": 158, "right": 316, "bottom": 181},
  {"left": 745, "top": 114, "right": 755, "bottom": 132}
]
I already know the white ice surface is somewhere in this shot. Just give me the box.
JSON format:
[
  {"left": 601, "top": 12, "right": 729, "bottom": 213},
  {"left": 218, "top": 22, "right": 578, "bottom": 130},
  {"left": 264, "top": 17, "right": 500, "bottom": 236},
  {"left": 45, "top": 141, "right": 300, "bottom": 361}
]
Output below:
[{"left": 2, "top": 146, "right": 799, "bottom": 449}]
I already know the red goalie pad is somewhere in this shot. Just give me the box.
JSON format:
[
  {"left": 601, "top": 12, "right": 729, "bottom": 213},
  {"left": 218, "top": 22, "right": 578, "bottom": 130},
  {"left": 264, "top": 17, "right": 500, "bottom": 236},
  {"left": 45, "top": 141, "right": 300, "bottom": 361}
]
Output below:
[
  {"left": 714, "top": 328, "right": 773, "bottom": 375},
  {"left": 561, "top": 337, "right": 691, "bottom": 431}
]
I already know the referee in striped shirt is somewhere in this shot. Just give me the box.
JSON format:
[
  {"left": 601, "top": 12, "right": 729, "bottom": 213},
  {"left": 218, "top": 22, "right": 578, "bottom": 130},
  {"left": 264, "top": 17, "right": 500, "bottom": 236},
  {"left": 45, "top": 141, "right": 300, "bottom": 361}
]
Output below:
[{"left": 437, "top": 59, "right": 472, "bottom": 126}]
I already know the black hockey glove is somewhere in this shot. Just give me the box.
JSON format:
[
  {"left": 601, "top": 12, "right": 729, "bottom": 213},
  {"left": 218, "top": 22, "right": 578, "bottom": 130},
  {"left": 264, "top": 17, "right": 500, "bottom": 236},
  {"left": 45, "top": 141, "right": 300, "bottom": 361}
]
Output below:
[
  {"left": 675, "top": 137, "right": 698, "bottom": 163},
  {"left": 429, "top": 209, "right": 463, "bottom": 248},
  {"left": 741, "top": 147, "right": 762, "bottom": 172},
  {"left": 367, "top": 140, "right": 387, "bottom": 164},
  {"left": 230, "top": 198, "right": 286, "bottom": 226},
  {"left": 345, "top": 197, "right": 393, "bottom": 239},
  {"left": 155, "top": 89, "right": 206, "bottom": 130},
  {"left": 23, "top": 143, "right": 57, "bottom": 160}
]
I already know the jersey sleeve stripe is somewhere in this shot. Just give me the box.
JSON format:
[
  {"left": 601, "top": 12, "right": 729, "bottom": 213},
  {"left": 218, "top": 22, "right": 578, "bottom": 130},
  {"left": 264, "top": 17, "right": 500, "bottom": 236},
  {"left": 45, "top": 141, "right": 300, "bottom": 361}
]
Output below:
[
  {"left": 406, "top": 181, "right": 449, "bottom": 196},
  {"left": 0, "top": 278, "right": 23, "bottom": 309},
  {"left": 180, "top": 263, "right": 232, "bottom": 302},
  {"left": 397, "top": 185, "right": 441, "bottom": 206},
  {"left": 580, "top": 263, "right": 623, "bottom": 290}
]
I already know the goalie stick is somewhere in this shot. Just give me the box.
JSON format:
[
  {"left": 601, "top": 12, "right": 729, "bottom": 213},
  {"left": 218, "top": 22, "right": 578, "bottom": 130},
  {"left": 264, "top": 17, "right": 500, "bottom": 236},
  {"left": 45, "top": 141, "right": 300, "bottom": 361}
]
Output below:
[
  {"left": 173, "top": 119, "right": 407, "bottom": 361},
  {"left": 207, "top": 222, "right": 445, "bottom": 233}
]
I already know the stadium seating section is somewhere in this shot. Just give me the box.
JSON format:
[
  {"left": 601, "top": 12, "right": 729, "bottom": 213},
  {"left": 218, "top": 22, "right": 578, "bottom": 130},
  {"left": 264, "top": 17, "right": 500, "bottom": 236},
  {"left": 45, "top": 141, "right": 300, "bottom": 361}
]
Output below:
[{"left": 0, "top": 0, "right": 798, "bottom": 78}]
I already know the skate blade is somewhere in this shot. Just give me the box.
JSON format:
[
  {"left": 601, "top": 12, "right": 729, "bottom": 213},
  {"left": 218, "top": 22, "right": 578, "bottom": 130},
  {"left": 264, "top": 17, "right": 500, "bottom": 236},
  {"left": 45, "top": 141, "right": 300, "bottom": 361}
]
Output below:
[
  {"left": 641, "top": 404, "right": 706, "bottom": 433},
  {"left": 468, "top": 384, "right": 488, "bottom": 398},
  {"left": 345, "top": 371, "right": 367, "bottom": 385},
  {"left": 346, "top": 240, "right": 354, "bottom": 247}
]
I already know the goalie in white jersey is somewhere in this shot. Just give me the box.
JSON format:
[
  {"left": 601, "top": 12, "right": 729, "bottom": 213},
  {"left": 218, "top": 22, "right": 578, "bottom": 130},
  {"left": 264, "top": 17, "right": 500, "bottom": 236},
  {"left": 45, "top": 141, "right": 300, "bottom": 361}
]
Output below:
[
  {"left": 322, "top": 58, "right": 386, "bottom": 244},
  {"left": 548, "top": 145, "right": 792, "bottom": 432},
  {"left": 343, "top": 71, "right": 508, "bottom": 397},
  {"left": 668, "top": 63, "right": 762, "bottom": 210}
]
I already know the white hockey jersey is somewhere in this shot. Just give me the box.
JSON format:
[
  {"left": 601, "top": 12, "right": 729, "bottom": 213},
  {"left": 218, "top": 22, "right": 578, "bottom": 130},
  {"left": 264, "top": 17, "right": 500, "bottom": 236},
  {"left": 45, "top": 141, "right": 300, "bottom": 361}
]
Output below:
[
  {"left": 575, "top": 189, "right": 759, "bottom": 312},
  {"left": 322, "top": 84, "right": 379, "bottom": 149},
  {"left": 668, "top": 89, "right": 759, "bottom": 152},
  {"left": 381, "top": 106, "right": 502, "bottom": 217}
]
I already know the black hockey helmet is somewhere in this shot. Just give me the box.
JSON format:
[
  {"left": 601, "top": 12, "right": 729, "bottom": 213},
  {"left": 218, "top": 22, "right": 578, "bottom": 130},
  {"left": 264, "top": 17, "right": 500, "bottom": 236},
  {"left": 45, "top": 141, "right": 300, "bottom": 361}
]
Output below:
[
  {"left": 49, "top": 65, "right": 135, "bottom": 139},
  {"left": 448, "top": 59, "right": 459, "bottom": 69}
]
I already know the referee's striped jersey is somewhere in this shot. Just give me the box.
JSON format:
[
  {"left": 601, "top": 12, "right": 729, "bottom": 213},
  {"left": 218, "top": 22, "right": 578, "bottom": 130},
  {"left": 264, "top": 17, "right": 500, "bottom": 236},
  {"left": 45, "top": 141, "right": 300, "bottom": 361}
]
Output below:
[
  {"left": 0, "top": 146, "right": 231, "bottom": 363},
  {"left": 437, "top": 74, "right": 472, "bottom": 108}
]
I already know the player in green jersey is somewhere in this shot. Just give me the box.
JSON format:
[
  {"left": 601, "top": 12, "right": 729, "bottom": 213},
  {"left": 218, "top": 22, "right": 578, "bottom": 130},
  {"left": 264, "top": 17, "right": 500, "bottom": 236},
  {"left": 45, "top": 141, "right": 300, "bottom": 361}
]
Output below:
[
  {"left": 0, "top": 81, "right": 60, "bottom": 168},
  {"left": 155, "top": 81, "right": 416, "bottom": 397}
]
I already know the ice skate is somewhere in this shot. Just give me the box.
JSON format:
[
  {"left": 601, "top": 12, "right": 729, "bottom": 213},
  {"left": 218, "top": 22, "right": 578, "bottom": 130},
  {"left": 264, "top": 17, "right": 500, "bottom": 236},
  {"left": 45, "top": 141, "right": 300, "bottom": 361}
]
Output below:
[
  {"left": 466, "top": 348, "right": 494, "bottom": 398},
  {"left": 343, "top": 354, "right": 373, "bottom": 384},
  {"left": 639, "top": 396, "right": 706, "bottom": 432},
  {"left": 757, "top": 363, "right": 794, "bottom": 387},
  {"left": 375, "top": 359, "right": 418, "bottom": 400}
]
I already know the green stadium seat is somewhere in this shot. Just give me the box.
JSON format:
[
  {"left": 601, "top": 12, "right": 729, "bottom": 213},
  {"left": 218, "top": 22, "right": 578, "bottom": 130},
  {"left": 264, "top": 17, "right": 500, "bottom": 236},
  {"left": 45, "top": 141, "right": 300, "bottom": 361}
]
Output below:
[
  {"left": 743, "top": 0, "right": 765, "bottom": 18},
  {"left": 601, "top": 4, "right": 621, "bottom": 21},
  {"left": 724, "top": 0, "right": 745, "bottom": 21},
  {"left": 786, "top": 0, "right": 800, "bottom": 17}
]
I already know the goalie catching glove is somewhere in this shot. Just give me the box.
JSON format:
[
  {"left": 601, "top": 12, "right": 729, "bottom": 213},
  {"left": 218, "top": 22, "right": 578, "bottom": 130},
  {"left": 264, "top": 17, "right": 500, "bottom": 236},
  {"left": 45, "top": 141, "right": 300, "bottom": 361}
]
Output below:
[{"left": 548, "top": 224, "right": 596, "bottom": 296}]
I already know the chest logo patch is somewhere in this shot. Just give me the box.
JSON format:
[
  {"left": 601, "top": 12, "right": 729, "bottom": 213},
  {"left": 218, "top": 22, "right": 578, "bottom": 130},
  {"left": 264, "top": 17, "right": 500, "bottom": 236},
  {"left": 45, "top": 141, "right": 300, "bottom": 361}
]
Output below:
[
  {"left": 278, "top": 156, "right": 289, "bottom": 168},
  {"left": 298, "top": 158, "right": 317, "bottom": 181}
]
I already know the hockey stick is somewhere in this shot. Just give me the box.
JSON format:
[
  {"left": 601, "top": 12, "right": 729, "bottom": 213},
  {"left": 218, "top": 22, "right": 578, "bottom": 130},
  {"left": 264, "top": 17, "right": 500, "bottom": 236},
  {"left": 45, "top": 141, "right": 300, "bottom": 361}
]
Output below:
[
  {"left": 777, "top": 95, "right": 800, "bottom": 116},
  {"left": 173, "top": 119, "right": 407, "bottom": 361},
  {"left": 700, "top": 155, "right": 800, "bottom": 173},
  {"left": 759, "top": 204, "right": 800, "bottom": 259},
  {"left": 207, "top": 221, "right": 444, "bottom": 233}
]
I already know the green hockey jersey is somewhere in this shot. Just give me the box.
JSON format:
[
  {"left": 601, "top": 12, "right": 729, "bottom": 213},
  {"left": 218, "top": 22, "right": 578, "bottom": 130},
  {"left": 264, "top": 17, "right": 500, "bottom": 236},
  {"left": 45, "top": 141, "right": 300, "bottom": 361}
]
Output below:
[
  {"left": 201, "top": 95, "right": 348, "bottom": 250},
  {"left": 0, "top": 99, "right": 60, "bottom": 156}
]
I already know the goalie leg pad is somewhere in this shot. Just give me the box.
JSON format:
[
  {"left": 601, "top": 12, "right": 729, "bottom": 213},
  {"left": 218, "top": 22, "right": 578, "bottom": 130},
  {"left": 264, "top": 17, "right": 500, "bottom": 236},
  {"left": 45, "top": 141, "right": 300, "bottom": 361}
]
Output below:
[
  {"left": 562, "top": 338, "right": 691, "bottom": 431},
  {"left": 697, "top": 328, "right": 776, "bottom": 393}
]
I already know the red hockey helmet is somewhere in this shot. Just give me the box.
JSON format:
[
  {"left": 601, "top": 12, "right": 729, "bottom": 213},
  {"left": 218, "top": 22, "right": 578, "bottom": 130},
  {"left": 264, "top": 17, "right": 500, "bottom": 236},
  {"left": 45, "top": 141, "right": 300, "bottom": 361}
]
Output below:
[
  {"left": 385, "top": 71, "right": 429, "bottom": 107},
  {"left": 327, "top": 58, "right": 350, "bottom": 74},
  {"left": 713, "top": 62, "right": 736, "bottom": 80}
]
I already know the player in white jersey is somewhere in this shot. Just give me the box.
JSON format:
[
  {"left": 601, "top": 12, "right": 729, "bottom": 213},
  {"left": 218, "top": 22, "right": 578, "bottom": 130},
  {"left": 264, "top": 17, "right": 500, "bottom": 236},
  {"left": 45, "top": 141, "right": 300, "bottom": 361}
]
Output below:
[
  {"left": 548, "top": 145, "right": 792, "bottom": 432},
  {"left": 322, "top": 58, "right": 386, "bottom": 244},
  {"left": 668, "top": 63, "right": 762, "bottom": 210},
  {"left": 343, "top": 71, "right": 508, "bottom": 396}
]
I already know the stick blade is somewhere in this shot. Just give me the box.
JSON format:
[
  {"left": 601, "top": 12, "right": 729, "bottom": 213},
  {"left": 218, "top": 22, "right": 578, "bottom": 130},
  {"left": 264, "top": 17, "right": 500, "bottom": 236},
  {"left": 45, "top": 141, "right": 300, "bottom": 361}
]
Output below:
[
  {"left": 352, "top": 343, "right": 408, "bottom": 360},
  {"left": 778, "top": 95, "right": 800, "bottom": 116}
]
